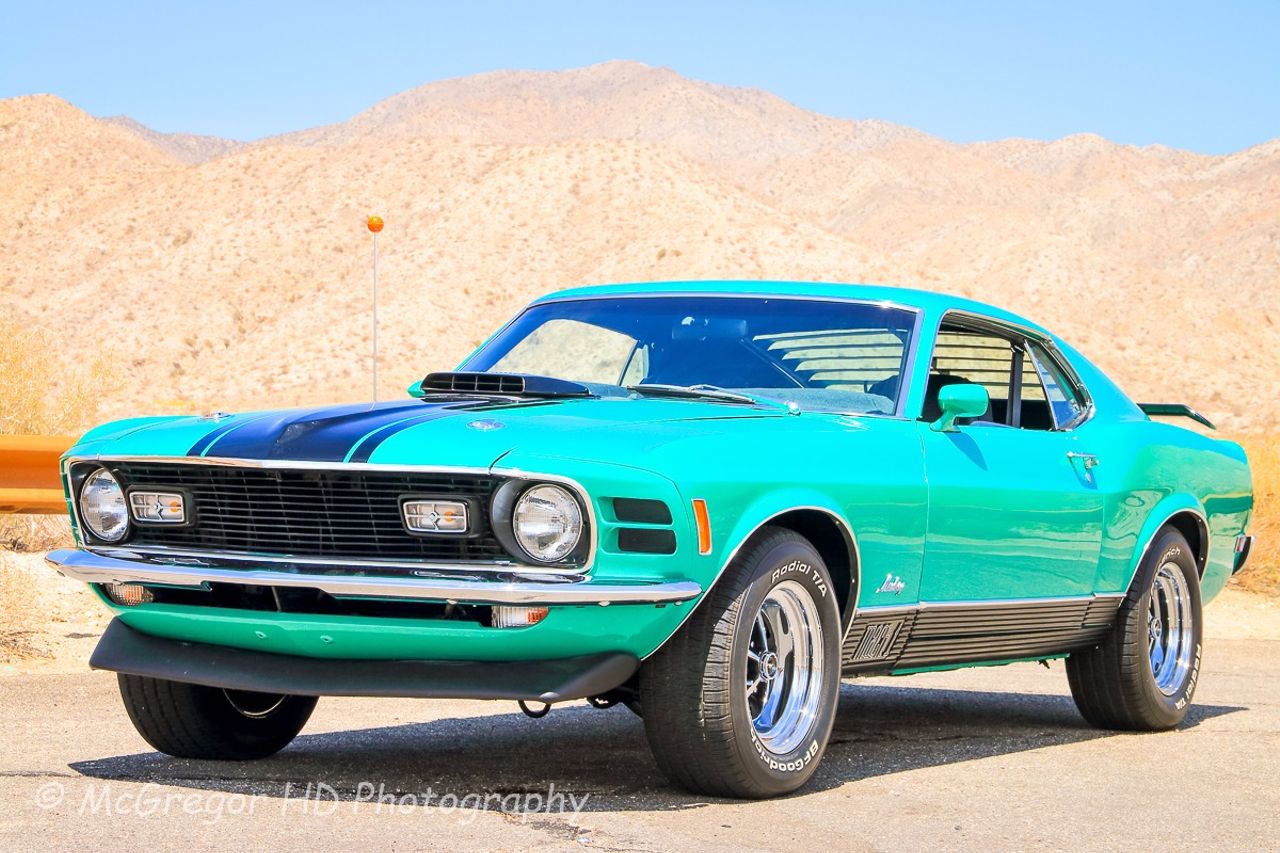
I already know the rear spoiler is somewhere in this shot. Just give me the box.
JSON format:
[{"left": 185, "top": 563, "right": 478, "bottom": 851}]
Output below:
[{"left": 1138, "top": 403, "right": 1216, "bottom": 430}]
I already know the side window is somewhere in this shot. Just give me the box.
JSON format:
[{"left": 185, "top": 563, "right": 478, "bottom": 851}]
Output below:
[
  {"left": 1017, "top": 355, "right": 1049, "bottom": 427},
  {"left": 927, "top": 322, "right": 1060, "bottom": 431},
  {"left": 491, "top": 319, "right": 638, "bottom": 385},
  {"left": 926, "top": 327, "right": 1012, "bottom": 423},
  {"left": 1027, "top": 342, "right": 1087, "bottom": 428}
]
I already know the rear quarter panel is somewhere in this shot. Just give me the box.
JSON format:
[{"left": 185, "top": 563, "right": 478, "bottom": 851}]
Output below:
[
  {"left": 1055, "top": 339, "right": 1252, "bottom": 603},
  {"left": 1088, "top": 418, "right": 1251, "bottom": 602}
]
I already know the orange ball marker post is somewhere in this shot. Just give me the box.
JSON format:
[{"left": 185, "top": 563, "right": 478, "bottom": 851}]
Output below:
[{"left": 367, "top": 215, "right": 383, "bottom": 402}]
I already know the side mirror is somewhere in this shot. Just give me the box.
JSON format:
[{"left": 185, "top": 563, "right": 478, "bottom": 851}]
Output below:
[
  {"left": 407, "top": 379, "right": 426, "bottom": 399},
  {"left": 931, "top": 384, "right": 990, "bottom": 433}
]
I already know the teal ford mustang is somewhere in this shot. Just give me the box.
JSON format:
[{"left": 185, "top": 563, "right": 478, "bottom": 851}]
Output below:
[{"left": 47, "top": 281, "right": 1255, "bottom": 798}]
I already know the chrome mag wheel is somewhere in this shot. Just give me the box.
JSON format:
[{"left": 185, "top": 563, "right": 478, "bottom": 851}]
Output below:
[
  {"left": 1067, "top": 528, "right": 1202, "bottom": 732},
  {"left": 1148, "top": 560, "right": 1194, "bottom": 695},
  {"left": 746, "top": 579, "right": 825, "bottom": 755},
  {"left": 639, "top": 528, "right": 839, "bottom": 797}
]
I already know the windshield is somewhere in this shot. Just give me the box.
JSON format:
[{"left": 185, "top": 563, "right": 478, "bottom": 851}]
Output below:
[{"left": 463, "top": 295, "right": 918, "bottom": 415}]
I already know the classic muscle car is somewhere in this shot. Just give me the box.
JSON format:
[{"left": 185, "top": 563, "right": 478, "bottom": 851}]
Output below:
[{"left": 48, "top": 281, "right": 1254, "bottom": 798}]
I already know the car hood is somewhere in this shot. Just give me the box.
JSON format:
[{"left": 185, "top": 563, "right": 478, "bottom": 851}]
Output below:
[{"left": 72, "top": 396, "right": 790, "bottom": 470}]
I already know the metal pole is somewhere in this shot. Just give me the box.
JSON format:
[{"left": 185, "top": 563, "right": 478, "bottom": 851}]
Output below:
[{"left": 372, "top": 231, "right": 378, "bottom": 403}]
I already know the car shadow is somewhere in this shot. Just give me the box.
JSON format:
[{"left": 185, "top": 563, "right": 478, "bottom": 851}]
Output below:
[{"left": 70, "top": 681, "right": 1244, "bottom": 811}]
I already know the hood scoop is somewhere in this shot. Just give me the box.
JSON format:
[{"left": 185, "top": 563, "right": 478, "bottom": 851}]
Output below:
[{"left": 419, "top": 372, "right": 593, "bottom": 399}]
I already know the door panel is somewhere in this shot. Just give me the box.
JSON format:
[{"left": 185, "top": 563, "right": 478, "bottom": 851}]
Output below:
[{"left": 919, "top": 423, "right": 1104, "bottom": 601}]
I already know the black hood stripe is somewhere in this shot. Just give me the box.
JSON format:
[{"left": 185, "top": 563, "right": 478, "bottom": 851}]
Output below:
[
  {"left": 189, "top": 417, "right": 258, "bottom": 457},
  {"left": 186, "top": 401, "right": 471, "bottom": 462},
  {"left": 187, "top": 406, "right": 342, "bottom": 458},
  {"left": 345, "top": 411, "right": 460, "bottom": 463}
]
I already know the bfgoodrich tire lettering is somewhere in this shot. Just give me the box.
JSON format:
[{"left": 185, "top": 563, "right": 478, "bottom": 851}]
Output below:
[
  {"left": 118, "top": 674, "right": 317, "bottom": 759},
  {"left": 1066, "top": 528, "right": 1203, "bottom": 730},
  {"left": 638, "top": 527, "right": 841, "bottom": 798}
]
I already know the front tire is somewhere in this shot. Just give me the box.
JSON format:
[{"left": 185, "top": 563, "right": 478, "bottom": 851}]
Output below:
[
  {"left": 118, "top": 674, "right": 318, "bottom": 759},
  {"left": 639, "top": 528, "right": 841, "bottom": 798},
  {"left": 1066, "top": 527, "right": 1203, "bottom": 730}
]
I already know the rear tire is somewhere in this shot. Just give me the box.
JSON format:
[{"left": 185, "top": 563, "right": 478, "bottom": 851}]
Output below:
[
  {"left": 1066, "top": 528, "right": 1203, "bottom": 730},
  {"left": 118, "top": 674, "right": 317, "bottom": 759},
  {"left": 639, "top": 528, "right": 841, "bottom": 798}
]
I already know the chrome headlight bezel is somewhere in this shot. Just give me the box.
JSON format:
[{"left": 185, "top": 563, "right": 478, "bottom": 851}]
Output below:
[
  {"left": 77, "top": 466, "right": 130, "bottom": 543},
  {"left": 491, "top": 480, "right": 589, "bottom": 565}
]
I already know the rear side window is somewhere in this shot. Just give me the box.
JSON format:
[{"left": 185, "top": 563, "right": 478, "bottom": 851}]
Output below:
[
  {"left": 924, "top": 322, "right": 1083, "bottom": 431},
  {"left": 1028, "top": 342, "right": 1087, "bottom": 428}
]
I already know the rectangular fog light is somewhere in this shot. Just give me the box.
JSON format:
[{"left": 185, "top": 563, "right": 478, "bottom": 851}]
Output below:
[
  {"left": 402, "top": 499, "right": 469, "bottom": 534},
  {"left": 491, "top": 606, "right": 550, "bottom": 628},
  {"left": 129, "top": 491, "right": 186, "bottom": 524}
]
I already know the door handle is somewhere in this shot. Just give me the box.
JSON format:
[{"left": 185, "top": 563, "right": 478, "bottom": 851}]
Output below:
[{"left": 1066, "top": 451, "right": 1100, "bottom": 470}]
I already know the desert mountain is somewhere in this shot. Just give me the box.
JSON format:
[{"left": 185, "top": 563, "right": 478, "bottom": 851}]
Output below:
[
  {"left": 101, "top": 115, "right": 244, "bottom": 165},
  {"left": 1, "top": 62, "right": 1276, "bottom": 431},
  {"left": 280, "top": 60, "right": 929, "bottom": 159}
]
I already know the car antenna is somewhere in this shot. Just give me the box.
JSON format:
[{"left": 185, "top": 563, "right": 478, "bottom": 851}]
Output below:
[{"left": 366, "top": 215, "right": 384, "bottom": 403}]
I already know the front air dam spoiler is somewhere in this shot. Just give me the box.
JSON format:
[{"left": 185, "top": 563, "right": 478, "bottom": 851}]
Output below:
[{"left": 90, "top": 619, "right": 640, "bottom": 703}]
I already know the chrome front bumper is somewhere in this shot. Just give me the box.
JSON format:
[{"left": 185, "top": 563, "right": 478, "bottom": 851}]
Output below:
[{"left": 45, "top": 548, "right": 703, "bottom": 607}]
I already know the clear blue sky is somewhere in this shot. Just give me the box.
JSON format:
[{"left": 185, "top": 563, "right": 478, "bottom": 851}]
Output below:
[{"left": 2, "top": 1, "right": 1277, "bottom": 154}]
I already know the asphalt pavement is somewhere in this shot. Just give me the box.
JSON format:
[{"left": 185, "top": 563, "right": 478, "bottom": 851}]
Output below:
[{"left": 1, "top": 637, "right": 1276, "bottom": 851}]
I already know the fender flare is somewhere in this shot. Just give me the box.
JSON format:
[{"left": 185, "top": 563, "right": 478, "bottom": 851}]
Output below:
[
  {"left": 1121, "top": 496, "right": 1210, "bottom": 593},
  {"left": 642, "top": 489, "right": 860, "bottom": 660}
]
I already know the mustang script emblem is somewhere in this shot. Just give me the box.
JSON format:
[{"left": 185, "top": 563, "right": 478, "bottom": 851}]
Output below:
[{"left": 875, "top": 573, "right": 906, "bottom": 595}]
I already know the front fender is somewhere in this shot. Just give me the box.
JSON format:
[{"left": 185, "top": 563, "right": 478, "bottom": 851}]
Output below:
[
  {"left": 714, "top": 487, "right": 853, "bottom": 577},
  {"left": 491, "top": 451, "right": 703, "bottom": 586},
  {"left": 502, "top": 454, "right": 863, "bottom": 659},
  {"left": 642, "top": 486, "right": 860, "bottom": 658}
]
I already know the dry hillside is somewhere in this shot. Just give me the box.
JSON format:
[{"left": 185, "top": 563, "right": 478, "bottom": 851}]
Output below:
[
  {"left": 1, "top": 61, "right": 1276, "bottom": 431},
  {"left": 100, "top": 115, "right": 245, "bottom": 165}
]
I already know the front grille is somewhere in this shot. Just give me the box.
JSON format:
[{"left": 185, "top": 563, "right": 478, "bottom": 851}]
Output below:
[{"left": 95, "top": 462, "right": 511, "bottom": 562}]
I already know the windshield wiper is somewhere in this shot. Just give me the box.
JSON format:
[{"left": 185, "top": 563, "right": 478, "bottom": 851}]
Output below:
[{"left": 626, "top": 383, "right": 779, "bottom": 407}]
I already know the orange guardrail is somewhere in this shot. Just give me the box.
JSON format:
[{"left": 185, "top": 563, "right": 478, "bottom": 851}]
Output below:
[{"left": 0, "top": 434, "right": 75, "bottom": 514}]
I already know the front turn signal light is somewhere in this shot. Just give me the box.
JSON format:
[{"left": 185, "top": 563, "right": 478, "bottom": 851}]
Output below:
[
  {"left": 692, "top": 499, "right": 712, "bottom": 555},
  {"left": 491, "top": 606, "right": 550, "bottom": 628},
  {"left": 102, "top": 582, "right": 155, "bottom": 607}
]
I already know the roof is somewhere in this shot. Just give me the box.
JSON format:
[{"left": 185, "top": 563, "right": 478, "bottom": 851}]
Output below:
[{"left": 535, "top": 280, "right": 1050, "bottom": 335}]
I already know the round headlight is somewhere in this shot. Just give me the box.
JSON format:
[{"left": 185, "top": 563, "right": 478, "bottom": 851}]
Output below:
[
  {"left": 79, "top": 467, "right": 129, "bottom": 542},
  {"left": 512, "top": 484, "right": 583, "bottom": 563}
]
